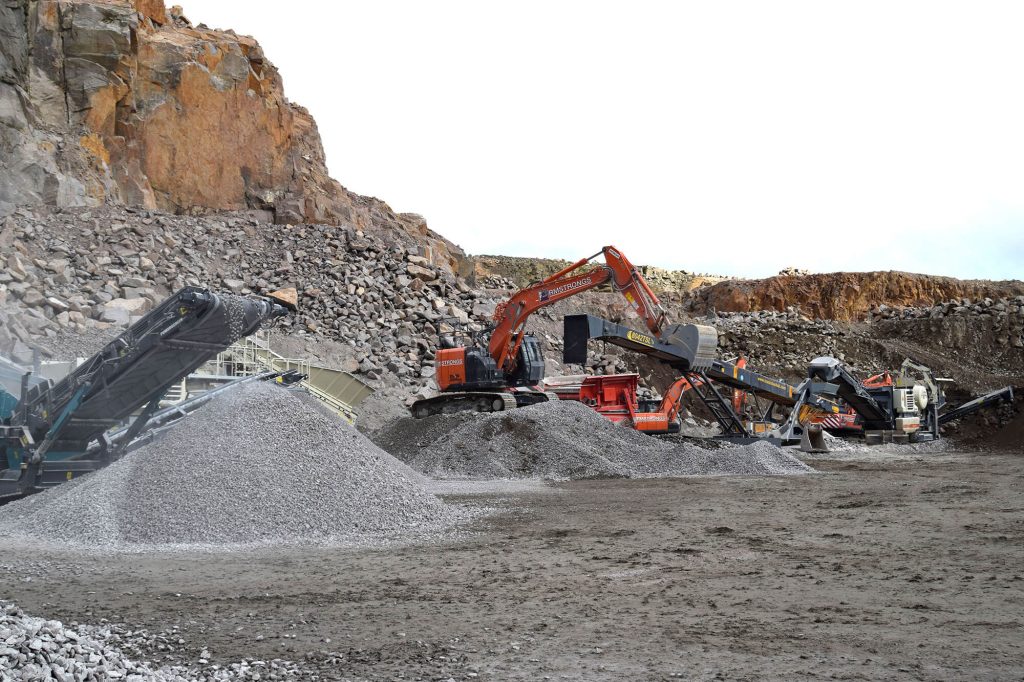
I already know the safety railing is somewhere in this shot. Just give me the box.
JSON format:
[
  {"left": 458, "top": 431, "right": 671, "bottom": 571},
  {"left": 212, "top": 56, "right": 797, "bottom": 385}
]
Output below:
[{"left": 202, "top": 332, "right": 373, "bottom": 423}]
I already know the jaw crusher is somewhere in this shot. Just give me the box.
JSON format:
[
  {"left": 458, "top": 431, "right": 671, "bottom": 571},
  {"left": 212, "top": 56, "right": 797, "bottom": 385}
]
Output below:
[{"left": 0, "top": 287, "right": 288, "bottom": 500}]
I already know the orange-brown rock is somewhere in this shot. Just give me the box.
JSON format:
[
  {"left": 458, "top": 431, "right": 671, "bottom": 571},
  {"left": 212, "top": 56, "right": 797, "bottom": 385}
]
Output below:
[
  {"left": 132, "top": 0, "right": 166, "bottom": 25},
  {"left": 0, "top": 0, "right": 461, "bottom": 267},
  {"left": 267, "top": 287, "right": 298, "bottom": 311},
  {"left": 687, "top": 271, "right": 1024, "bottom": 321}
]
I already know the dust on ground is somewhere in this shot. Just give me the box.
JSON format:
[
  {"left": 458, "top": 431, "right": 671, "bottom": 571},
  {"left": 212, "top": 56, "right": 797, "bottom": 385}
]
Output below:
[{"left": 2, "top": 447, "right": 1022, "bottom": 680}]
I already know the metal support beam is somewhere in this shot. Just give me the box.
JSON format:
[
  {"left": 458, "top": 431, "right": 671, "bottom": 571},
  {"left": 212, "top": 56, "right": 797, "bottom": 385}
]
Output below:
[{"left": 686, "top": 371, "right": 749, "bottom": 438}]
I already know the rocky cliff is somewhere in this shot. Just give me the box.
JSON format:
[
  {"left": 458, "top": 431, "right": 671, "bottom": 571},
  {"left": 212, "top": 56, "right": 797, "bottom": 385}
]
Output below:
[
  {"left": 466, "top": 254, "right": 727, "bottom": 293},
  {"left": 684, "top": 271, "right": 1024, "bottom": 321},
  {"left": 0, "top": 0, "right": 460, "bottom": 266}
]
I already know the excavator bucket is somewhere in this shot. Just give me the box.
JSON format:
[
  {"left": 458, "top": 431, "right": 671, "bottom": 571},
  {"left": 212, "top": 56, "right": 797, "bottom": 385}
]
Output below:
[
  {"left": 800, "top": 423, "right": 829, "bottom": 453},
  {"left": 659, "top": 323, "right": 718, "bottom": 371}
]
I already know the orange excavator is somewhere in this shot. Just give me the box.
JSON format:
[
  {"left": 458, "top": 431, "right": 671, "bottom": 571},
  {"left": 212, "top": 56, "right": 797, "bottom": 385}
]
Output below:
[{"left": 411, "top": 246, "right": 718, "bottom": 418}]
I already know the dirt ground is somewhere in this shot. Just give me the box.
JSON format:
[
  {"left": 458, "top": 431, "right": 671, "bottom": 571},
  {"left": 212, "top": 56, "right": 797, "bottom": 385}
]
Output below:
[{"left": 3, "top": 447, "right": 1023, "bottom": 681}]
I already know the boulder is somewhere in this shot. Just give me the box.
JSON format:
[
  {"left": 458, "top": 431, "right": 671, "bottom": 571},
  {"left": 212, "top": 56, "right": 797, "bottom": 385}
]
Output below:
[
  {"left": 407, "top": 264, "right": 436, "bottom": 282},
  {"left": 104, "top": 297, "right": 150, "bottom": 315},
  {"left": 268, "top": 287, "right": 298, "bottom": 309}
]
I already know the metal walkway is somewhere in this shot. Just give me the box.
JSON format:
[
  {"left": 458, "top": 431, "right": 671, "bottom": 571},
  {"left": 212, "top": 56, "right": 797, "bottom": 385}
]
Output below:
[{"left": 205, "top": 332, "right": 374, "bottom": 423}]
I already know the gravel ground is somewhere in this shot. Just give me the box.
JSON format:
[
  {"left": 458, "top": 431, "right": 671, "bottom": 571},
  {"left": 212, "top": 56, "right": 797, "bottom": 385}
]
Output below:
[
  {"left": 0, "top": 599, "right": 309, "bottom": 680},
  {"left": 0, "top": 382, "right": 470, "bottom": 551},
  {"left": 2, "top": 449, "right": 1021, "bottom": 680},
  {"left": 375, "top": 400, "right": 813, "bottom": 479}
]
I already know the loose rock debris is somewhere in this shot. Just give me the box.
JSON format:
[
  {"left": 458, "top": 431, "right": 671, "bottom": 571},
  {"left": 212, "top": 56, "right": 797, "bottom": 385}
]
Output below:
[
  {"left": 375, "top": 399, "right": 814, "bottom": 479},
  {"left": 0, "top": 600, "right": 309, "bottom": 681},
  {"left": 0, "top": 382, "right": 468, "bottom": 551}
]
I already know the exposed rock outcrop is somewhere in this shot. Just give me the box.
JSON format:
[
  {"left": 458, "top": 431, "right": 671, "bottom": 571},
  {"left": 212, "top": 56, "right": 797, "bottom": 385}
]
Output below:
[
  {"left": 685, "top": 271, "right": 1024, "bottom": 321},
  {"left": 0, "top": 0, "right": 461, "bottom": 267},
  {"left": 466, "top": 254, "right": 726, "bottom": 293}
]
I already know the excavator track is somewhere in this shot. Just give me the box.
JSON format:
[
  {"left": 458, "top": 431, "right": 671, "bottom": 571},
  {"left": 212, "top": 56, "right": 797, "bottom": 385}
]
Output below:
[{"left": 411, "top": 391, "right": 556, "bottom": 419}]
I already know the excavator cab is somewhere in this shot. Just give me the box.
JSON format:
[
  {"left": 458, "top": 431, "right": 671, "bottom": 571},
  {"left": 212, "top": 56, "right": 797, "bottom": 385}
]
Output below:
[{"left": 511, "top": 335, "right": 545, "bottom": 386}]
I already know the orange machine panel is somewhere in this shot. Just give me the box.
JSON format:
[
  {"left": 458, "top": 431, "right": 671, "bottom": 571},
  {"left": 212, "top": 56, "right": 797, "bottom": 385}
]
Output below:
[{"left": 435, "top": 348, "right": 467, "bottom": 391}]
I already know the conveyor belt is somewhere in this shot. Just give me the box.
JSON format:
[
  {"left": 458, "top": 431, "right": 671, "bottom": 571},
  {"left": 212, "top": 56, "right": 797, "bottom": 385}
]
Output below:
[
  {"left": 1, "top": 288, "right": 288, "bottom": 502},
  {"left": 939, "top": 386, "right": 1014, "bottom": 425},
  {"left": 702, "top": 359, "right": 798, "bottom": 406},
  {"left": 11, "top": 287, "right": 285, "bottom": 454}
]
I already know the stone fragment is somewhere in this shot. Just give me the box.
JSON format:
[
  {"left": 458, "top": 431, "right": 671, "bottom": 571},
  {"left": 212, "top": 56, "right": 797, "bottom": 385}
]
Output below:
[
  {"left": 45, "top": 297, "right": 70, "bottom": 312},
  {"left": 407, "top": 264, "right": 436, "bottom": 282}
]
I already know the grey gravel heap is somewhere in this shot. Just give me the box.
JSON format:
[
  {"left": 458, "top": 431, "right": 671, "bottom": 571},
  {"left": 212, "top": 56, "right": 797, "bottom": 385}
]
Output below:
[
  {"left": 0, "top": 600, "right": 312, "bottom": 680},
  {"left": 375, "top": 400, "right": 813, "bottom": 480},
  {"left": 0, "top": 382, "right": 466, "bottom": 550}
]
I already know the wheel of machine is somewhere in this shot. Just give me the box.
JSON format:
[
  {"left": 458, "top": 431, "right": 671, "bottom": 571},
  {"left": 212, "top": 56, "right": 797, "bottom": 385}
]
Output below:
[{"left": 492, "top": 398, "right": 505, "bottom": 412}]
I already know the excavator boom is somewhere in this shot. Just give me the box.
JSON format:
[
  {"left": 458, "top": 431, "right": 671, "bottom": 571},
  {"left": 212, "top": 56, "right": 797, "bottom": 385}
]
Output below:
[{"left": 488, "top": 246, "right": 668, "bottom": 375}]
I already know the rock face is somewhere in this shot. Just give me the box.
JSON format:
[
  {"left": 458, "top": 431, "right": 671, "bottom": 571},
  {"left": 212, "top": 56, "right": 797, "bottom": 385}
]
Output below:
[
  {"left": 0, "top": 205, "right": 496, "bottom": 389},
  {"left": 685, "top": 271, "right": 1024, "bottom": 321},
  {"left": 466, "top": 254, "right": 726, "bottom": 293},
  {"left": 0, "top": 0, "right": 460, "bottom": 266}
]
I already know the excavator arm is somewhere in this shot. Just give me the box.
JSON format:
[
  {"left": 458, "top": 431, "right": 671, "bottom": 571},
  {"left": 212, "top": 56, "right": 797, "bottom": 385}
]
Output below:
[
  {"left": 657, "top": 375, "right": 702, "bottom": 425},
  {"left": 489, "top": 246, "right": 668, "bottom": 374}
]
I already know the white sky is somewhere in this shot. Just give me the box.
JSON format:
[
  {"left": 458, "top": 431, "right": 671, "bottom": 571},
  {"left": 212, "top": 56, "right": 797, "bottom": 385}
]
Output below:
[{"left": 183, "top": 1, "right": 1024, "bottom": 280}]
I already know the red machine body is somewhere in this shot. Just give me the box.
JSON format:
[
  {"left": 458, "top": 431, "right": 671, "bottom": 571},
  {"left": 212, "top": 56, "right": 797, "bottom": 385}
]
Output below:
[{"left": 543, "top": 373, "right": 703, "bottom": 433}]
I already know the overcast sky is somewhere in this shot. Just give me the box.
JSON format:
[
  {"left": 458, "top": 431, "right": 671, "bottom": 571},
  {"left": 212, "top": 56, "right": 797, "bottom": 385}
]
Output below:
[{"left": 184, "top": 1, "right": 1024, "bottom": 280}]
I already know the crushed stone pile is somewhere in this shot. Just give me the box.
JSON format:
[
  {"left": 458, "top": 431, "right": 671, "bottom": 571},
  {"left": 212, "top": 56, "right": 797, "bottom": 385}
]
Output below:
[
  {"left": 375, "top": 400, "right": 814, "bottom": 480},
  {"left": 0, "top": 600, "right": 306, "bottom": 680},
  {"left": 811, "top": 431, "right": 957, "bottom": 459},
  {"left": 0, "top": 382, "right": 465, "bottom": 550}
]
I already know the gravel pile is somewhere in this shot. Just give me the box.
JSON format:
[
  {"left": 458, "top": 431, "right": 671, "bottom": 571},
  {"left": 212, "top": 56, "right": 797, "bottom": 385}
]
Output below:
[
  {"left": 810, "top": 432, "right": 957, "bottom": 459},
  {"left": 0, "top": 382, "right": 466, "bottom": 550},
  {"left": 0, "top": 600, "right": 310, "bottom": 680},
  {"left": 376, "top": 400, "right": 813, "bottom": 479}
]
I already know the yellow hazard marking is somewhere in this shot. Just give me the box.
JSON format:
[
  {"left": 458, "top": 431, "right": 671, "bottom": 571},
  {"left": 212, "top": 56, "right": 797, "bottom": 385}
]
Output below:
[
  {"left": 626, "top": 330, "right": 654, "bottom": 346},
  {"left": 66, "top": 472, "right": 73, "bottom": 480}
]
